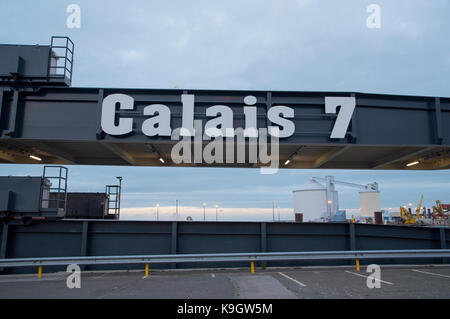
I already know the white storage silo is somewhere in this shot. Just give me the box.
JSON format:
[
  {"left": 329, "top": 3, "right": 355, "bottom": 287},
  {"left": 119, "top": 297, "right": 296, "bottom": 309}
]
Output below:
[
  {"left": 293, "top": 180, "right": 335, "bottom": 221},
  {"left": 359, "top": 191, "right": 381, "bottom": 217}
]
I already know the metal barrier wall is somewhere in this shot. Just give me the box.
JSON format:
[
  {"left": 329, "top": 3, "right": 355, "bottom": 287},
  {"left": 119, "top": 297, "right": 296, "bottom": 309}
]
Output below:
[{"left": 0, "top": 220, "right": 448, "bottom": 274}]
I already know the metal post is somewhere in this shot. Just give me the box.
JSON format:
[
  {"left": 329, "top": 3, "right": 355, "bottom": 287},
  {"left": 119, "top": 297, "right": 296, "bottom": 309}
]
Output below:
[
  {"left": 260, "top": 223, "right": 267, "bottom": 253},
  {"left": 0, "top": 224, "right": 8, "bottom": 271},
  {"left": 251, "top": 261, "right": 255, "bottom": 274},
  {"left": 96, "top": 89, "right": 105, "bottom": 139},
  {"left": 145, "top": 263, "right": 149, "bottom": 277},
  {"left": 434, "top": 97, "right": 443, "bottom": 144},
  {"left": 80, "top": 221, "right": 89, "bottom": 271},
  {"left": 171, "top": 222, "right": 178, "bottom": 269},
  {"left": 260, "top": 222, "right": 267, "bottom": 269},
  {"left": 116, "top": 177, "right": 122, "bottom": 220},
  {"left": 349, "top": 223, "right": 356, "bottom": 266},
  {"left": 38, "top": 266, "right": 42, "bottom": 279},
  {"left": 440, "top": 228, "right": 447, "bottom": 264}
]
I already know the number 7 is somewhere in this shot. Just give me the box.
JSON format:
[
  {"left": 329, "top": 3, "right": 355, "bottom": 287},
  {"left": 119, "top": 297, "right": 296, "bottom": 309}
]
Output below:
[{"left": 325, "top": 97, "right": 356, "bottom": 139}]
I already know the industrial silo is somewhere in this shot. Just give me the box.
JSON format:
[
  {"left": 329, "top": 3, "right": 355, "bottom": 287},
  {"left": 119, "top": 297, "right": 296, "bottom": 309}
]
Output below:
[
  {"left": 293, "top": 180, "right": 338, "bottom": 221},
  {"left": 359, "top": 191, "right": 381, "bottom": 217}
]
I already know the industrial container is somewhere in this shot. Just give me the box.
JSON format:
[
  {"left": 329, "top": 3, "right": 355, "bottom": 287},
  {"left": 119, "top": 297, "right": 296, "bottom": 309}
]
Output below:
[
  {"left": 359, "top": 191, "right": 381, "bottom": 217},
  {"left": 51, "top": 192, "right": 109, "bottom": 219},
  {"left": 332, "top": 210, "right": 346, "bottom": 222},
  {"left": 374, "top": 211, "right": 383, "bottom": 224},
  {"left": 293, "top": 180, "right": 338, "bottom": 221},
  {"left": 0, "top": 176, "right": 43, "bottom": 213}
]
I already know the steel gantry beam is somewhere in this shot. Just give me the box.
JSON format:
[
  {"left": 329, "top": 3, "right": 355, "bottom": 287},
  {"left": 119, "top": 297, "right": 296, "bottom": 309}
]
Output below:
[{"left": 0, "top": 87, "right": 448, "bottom": 169}]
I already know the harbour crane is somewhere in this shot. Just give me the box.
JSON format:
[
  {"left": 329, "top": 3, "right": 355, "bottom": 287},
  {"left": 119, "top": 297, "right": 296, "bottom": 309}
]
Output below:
[
  {"left": 400, "top": 194, "right": 423, "bottom": 224},
  {"left": 310, "top": 176, "right": 379, "bottom": 220}
]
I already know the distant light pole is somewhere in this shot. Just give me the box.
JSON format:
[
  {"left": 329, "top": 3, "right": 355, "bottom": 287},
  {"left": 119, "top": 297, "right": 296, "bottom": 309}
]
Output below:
[
  {"left": 277, "top": 205, "right": 280, "bottom": 221},
  {"left": 176, "top": 200, "right": 179, "bottom": 219},
  {"left": 215, "top": 205, "right": 219, "bottom": 221},
  {"left": 156, "top": 203, "right": 160, "bottom": 221},
  {"left": 116, "top": 176, "right": 122, "bottom": 220},
  {"left": 202, "top": 203, "right": 206, "bottom": 221},
  {"left": 327, "top": 200, "right": 333, "bottom": 220},
  {"left": 272, "top": 200, "right": 275, "bottom": 222}
]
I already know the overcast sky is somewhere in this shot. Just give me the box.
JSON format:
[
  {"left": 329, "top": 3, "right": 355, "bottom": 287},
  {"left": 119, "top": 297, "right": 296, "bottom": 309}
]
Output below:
[{"left": 0, "top": 1, "right": 449, "bottom": 220}]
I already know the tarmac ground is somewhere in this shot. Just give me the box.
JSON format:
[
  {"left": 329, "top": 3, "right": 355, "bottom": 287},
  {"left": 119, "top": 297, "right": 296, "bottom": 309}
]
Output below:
[{"left": 0, "top": 264, "right": 449, "bottom": 299}]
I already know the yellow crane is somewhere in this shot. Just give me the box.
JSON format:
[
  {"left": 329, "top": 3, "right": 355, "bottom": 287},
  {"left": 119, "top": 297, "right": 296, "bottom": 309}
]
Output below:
[
  {"left": 400, "top": 195, "right": 423, "bottom": 224},
  {"left": 432, "top": 200, "right": 445, "bottom": 219},
  {"left": 415, "top": 195, "right": 423, "bottom": 218}
]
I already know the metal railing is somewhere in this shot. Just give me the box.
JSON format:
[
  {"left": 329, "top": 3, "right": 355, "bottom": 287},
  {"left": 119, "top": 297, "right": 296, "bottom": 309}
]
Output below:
[
  {"left": 1, "top": 249, "right": 449, "bottom": 268},
  {"left": 48, "top": 36, "right": 74, "bottom": 84}
]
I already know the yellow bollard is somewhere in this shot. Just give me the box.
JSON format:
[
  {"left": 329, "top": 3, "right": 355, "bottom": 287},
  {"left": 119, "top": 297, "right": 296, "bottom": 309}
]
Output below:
[
  {"left": 250, "top": 261, "right": 255, "bottom": 274},
  {"left": 145, "top": 264, "right": 149, "bottom": 277},
  {"left": 38, "top": 266, "right": 42, "bottom": 279},
  {"left": 356, "top": 259, "right": 360, "bottom": 271}
]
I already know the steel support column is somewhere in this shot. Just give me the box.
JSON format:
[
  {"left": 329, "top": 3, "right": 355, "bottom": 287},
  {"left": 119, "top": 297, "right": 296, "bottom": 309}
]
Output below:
[
  {"left": 349, "top": 223, "right": 356, "bottom": 265},
  {"left": 439, "top": 228, "right": 447, "bottom": 264},
  {"left": 80, "top": 221, "right": 89, "bottom": 271},
  {"left": 434, "top": 97, "right": 443, "bottom": 144},
  {"left": 171, "top": 222, "right": 178, "bottom": 269},
  {"left": 0, "top": 223, "right": 8, "bottom": 271},
  {"left": 4, "top": 89, "right": 19, "bottom": 137}
]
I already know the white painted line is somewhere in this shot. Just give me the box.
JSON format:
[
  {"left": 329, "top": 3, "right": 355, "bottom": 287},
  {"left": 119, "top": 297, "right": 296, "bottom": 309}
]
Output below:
[
  {"left": 411, "top": 269, "right": 450, "bottom": 279},
  {"left": 278, "top": 272, "right": 307, "bottom": 287},
  {"left": 345, "top": 271, "right": 394, "bottom": 285}
]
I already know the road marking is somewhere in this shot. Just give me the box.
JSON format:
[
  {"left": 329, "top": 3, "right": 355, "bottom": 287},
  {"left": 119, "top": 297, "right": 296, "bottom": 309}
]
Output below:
[
  {"left": 278, "top": 272, "right": 307, "bottom": 287},
  {"left": 411, "top": 269, "right": 450, "bottom": 279},
  {"left": 345, "top": 271, "right": 394, "bottom": 285},
  {"left": 211, "top": 274, "right": 215, "bottom": 278}
]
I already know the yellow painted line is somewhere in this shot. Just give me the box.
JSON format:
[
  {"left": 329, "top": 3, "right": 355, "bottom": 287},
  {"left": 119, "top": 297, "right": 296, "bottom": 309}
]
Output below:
[
  {"left": 345, "top": 271, "right": 394, "bottom": 285},
  {"left": 278, "top": 272, "right": 307, "bottom": 287},
  {"left": 411, "top": 269, "right": 450, "bottom": 279}
]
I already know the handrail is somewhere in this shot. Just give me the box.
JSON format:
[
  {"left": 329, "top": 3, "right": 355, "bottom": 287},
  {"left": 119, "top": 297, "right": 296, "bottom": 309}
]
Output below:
[{"left": 1, "top": 249, "right": 449, "bottom": 268}]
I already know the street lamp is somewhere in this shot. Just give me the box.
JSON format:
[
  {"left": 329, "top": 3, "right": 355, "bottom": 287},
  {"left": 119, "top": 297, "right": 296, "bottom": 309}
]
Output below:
[
  {"left": 277, "top": 205, "right": 280, "bottom": 221},
  {"left": 215, "top": 204, "right": 219, "bottom": 221},
  {"left": 327, "top": 200, "right": 333, "bottom": 220},
  {"left": 156, "top": 203, "right": 160, "bottom": 221},
  {"left": 116, "top": 176, "right": 122, "bottom": 219},
  {"left": 272, "top": 200, "right": 275, "bottom": 222},
  {"left": 202, "top": 202, "right": 206, "bottom": 221}
]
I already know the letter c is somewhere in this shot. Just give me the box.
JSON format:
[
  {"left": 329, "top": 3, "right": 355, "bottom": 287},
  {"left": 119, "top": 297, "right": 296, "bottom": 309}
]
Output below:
[{"left": 101, "top": 94, "right": 134, "bottom": 135}]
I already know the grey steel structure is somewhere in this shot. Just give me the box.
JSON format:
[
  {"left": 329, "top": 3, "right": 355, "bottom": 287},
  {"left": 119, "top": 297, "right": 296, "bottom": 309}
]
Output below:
[
  {"left": 0, "top": 37, "right": 449, "bottom": 169},
  {"left": 0, "top": 221, "right": 448, "bottom": 273},
  {"left": 0, "top": 38, "right": 449, "bottom": 273}
]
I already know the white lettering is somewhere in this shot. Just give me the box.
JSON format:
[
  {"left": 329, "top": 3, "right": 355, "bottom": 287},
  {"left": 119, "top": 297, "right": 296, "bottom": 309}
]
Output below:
[{"left": 101, "top": 94, "right": 134, "bottom": 135}]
